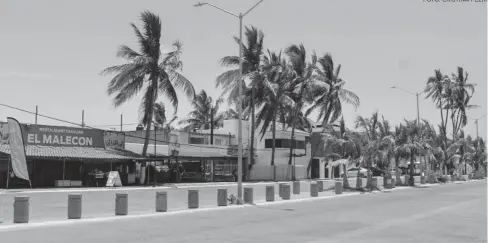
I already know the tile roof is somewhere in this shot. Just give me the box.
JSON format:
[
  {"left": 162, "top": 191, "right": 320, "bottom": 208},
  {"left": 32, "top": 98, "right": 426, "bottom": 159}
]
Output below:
[{"left": 0, "top": 143, "right": 137, "bottom": 160}]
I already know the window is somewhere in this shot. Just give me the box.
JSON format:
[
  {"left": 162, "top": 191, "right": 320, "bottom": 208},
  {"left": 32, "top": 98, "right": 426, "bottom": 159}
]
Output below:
[
  {"left": 281, "top": 139, "right": 290, "bottom": 148},
  {"left": 189, "top": 137, "right": 205, "bottom": 144},
  {"left": 265, "top": 139, "right": 273, "bottom": 148},
  {"left": 296, "top": 141, "right": 306, "bottom": 150},
  {"left": 215, "top": 139, "right": 222, "bottom": 145}
]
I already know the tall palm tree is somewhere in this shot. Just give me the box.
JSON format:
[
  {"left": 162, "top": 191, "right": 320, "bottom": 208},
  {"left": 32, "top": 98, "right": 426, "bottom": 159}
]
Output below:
[
  {"left": 217, "top": 26, "right": 265, "bottom": 168},
  {"left": 101, "top": 11, "right": 195, "bottom": 156},
  {"left": 179, "top": 90, "right": 223, "bottom": 145},
  {"left": 424, "top": 70, "right": 450, "bottom": 138},
  {"left": 450, "top": 67, "right": 477, "bottom": 137},
  {"left": 306, "top": 53, "right": 360, "bottom": 127},
  {"left": 285, "top": 44, "right": 318, "bottom": 166},
  {"left": 254, "top": 51, "right": 295, "bottom": 178}
]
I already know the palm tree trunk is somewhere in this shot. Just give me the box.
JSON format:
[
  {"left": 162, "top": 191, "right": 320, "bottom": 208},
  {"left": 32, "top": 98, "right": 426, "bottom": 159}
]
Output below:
[
  {"left": 250, "top": 88, "right": 255, "bottom": 169},
  {"left": 288, "top": 125, "right": 296, "bottom": 165},
  {"left": 210, "top": 117, "right": 214, "bottom": 145},
  {"left": 342, "top": 163, "right": 350, "bottom": 189},
  {"left": 271, "top": 110, "right": 277, "bottom": 181},
  {"left": 409, "top": 153, "right": 415, "bottom": 186},
  {"left": 141, "top": 79, "right": 158, "bottom": 157}
]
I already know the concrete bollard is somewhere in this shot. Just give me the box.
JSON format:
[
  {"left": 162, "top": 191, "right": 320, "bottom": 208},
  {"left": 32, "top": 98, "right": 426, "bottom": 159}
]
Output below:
[
  {"left": 310, "top": 182, "right": 319, "bottom": 197},
  {"left": 217, "top": 189, "right": 227, "bottom": 206},
  {"left": 335, "top": 181, "right": 343, "bottom": 194},
  {"left": 67, "top": 194, "right": 82, "bottom": 219},
  {"left": 317, "top": 180, "right": 324, "bottom": 192},
  {"left": 188, "top": 190, "right": 199, "bottom": 209},
  {"left": 13, "top": 196, "right": 29, "bottom": 223},
  {"left": 156, "top": 192, "right": 167, "bottom": 212},
  {"left": 115, "top": 193, "right": 128, "bottom": 216},
  {"left": 244, "top": 187, "right": 254, "bottom": 204},
  {"left": 282, "top": 184, "right": 291, "bottom": 200},
  {"left": 371, "top": 177, "right": 378, "bottom": 188},
  {"left": 265, "top": 186, "right": 275, "bottom": 202},
  {"left": 293, "top": 181, "right": 300, "bottom": 194}
]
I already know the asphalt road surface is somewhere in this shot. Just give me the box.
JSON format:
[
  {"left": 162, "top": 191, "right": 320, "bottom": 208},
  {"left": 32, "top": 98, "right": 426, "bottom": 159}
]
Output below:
[{"left": 0, "top": 180, "right": 486, "bottom": 243}]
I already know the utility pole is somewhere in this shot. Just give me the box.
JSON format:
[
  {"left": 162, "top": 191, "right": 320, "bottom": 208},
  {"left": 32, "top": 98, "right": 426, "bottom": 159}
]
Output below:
[
  {"left": 81, "top": 110, "right": 85, "bottom": 128},
  {"left": 35, "top": 105, "right": 38, "bottom": 124},
  {"left": 120, "top": 114, "right": 123, "bottom": 132}
]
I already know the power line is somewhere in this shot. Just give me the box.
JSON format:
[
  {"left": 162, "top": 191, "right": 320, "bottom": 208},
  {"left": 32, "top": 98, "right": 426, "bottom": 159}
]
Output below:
[{"left": 0, "top": 103, "right": 274, "bottom": 151}]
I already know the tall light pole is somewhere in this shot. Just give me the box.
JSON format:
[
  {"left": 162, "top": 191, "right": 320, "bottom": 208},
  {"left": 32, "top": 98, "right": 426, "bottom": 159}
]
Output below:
[
  {"left": 194, "top": 0, "right": 264, "bottom": 204},
  {"left": 474, "top": 113, "right": 487, "bottom": 138},
  {"left": 391, "top": 86, "right": 424, "bottom": 125}
]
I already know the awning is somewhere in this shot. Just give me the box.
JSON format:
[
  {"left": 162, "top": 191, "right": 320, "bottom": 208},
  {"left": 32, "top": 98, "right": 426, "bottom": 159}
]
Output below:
[{"left": 0, "top": 143, "right": 138, "bottom": 160}]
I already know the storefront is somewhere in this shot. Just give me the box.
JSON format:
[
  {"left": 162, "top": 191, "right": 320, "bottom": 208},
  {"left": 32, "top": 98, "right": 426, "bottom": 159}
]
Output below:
[{"left": 0, "top": 123, "right": 140, "bottom": 188}]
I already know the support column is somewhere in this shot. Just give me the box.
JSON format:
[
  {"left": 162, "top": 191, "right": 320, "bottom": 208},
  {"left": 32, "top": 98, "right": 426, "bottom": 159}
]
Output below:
[
  {"left": 319, "top": 159, "right": 326, "bottom": 179},
  {"left": 328, "top": 160, "right": 332, "bottom": 179}
]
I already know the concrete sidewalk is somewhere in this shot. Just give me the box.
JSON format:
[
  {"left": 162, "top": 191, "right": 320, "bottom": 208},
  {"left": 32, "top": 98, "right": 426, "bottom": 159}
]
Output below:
[{"left": 0, "top": 180, "right": 338, "bottom": 224}]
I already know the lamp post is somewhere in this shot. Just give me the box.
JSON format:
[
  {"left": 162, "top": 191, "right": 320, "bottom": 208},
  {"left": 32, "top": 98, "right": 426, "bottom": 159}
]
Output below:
[
  {"left": 391, "top": 86, "right": 424, "bottom": 125},
  {"left": 474, "top": 113, "right": 487, "bottom": 138},
  {"left": 194, "top": 0, "right": 264, "bottom": 204}
]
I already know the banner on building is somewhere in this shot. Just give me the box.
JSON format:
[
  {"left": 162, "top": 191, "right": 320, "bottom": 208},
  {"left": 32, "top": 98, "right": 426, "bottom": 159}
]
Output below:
[
  {"left": 22, "top": 124, "right": 105, "bottom": 148},
  {"left": 104, "top": 131, "right": 125, "bottom": 149},
  {"left": 7, "top": 117, "right": 30, "bottom": 181}
]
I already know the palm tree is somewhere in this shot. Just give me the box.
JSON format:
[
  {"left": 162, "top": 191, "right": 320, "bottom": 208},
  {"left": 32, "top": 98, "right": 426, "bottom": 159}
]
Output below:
[
  {"left": 101, "top": 11, "right": 195, "bottom": 156},
  {"left": 324, "top": 117, "right": 361, "bottom": 189},
  {"left": 254, "top": 51, "right": 295, "bottom": 179},
  {"left": 424, "top": 70, "right": 450, "bottom": 138},
  {"left": 355, "top": 111, "right": 381, "bottom": 187},
  {"left": 396, "top": 119, "right": 423, "bottom": 186},
  {"left": 217, "top": 26, "right": 265, "bottom": 168},
  {"left": 150, "top": 102, "right": 178, "bottom": 140},
  {"left": 285, "top": 44, "right": 318, "bottom": 166},
  {"left": 447, "top": 131, "right": 474, "bottom": 177},
  {"left": 472, "top": 137, "right": 487, "bottom": 173},
  {"left": 179, "top": 90, "right": 223, "bottom": 145},
  {"left": 450, "top": 67, "right": 477, "bottom": 137},
  {"left": 306, "top": 53, "right": 360, "bottom": 127}
]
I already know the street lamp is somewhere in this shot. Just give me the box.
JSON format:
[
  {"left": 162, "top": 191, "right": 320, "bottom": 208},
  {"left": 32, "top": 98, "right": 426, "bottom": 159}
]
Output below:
[
  {"left": 390, "top": 86, "right": 424, "bottom": 125},
  {"left": 474, "top": 113, "right": 487, "bottom": 138},
  {"left": 194, "top": 0, "right": 264, "bottom": 204}
]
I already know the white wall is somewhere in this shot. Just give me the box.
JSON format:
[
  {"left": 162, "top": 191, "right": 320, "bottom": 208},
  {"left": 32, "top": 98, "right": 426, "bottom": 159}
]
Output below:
[{"left": 254, "top": 129, "right": 310, "bottom": 167}]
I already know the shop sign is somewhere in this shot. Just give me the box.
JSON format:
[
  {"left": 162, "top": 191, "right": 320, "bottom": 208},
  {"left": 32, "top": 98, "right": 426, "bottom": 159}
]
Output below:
[
  {"left": 21, "top": 124, "right": 105, "bottom": 148},
  {"left": 104, "top": 131, "right": 125, "bottom": 149}
]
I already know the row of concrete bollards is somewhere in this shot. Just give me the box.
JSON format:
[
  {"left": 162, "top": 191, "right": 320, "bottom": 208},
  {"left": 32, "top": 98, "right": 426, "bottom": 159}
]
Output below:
[{"left": 8, "top": 181, "right": 345, "bottom": 224}]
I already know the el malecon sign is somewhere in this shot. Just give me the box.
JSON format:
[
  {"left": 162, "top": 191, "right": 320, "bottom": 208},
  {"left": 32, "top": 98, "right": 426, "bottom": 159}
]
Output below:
[{"left": 22, "top": 124, "right": 105, "bottom": 148}]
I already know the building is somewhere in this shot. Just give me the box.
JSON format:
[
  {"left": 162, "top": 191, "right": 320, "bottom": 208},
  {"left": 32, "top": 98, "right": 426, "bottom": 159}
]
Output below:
[{"left": 0, "top": 122, "right": 140, "bottom": 188}]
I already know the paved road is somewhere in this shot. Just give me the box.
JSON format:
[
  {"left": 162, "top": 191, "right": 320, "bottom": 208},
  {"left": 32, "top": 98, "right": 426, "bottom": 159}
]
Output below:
[
  {"left": 0, "top": 180, "right": 485, "bottom": 243},
  {"left": 0, "top": 180, "right": 339, "bottom": 223}
]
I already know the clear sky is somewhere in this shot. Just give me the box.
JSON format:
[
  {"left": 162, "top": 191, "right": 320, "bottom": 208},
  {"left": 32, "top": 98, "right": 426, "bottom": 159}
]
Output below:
[{"left": 0, "top": 0, "right": 486, "bottom": 140}]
